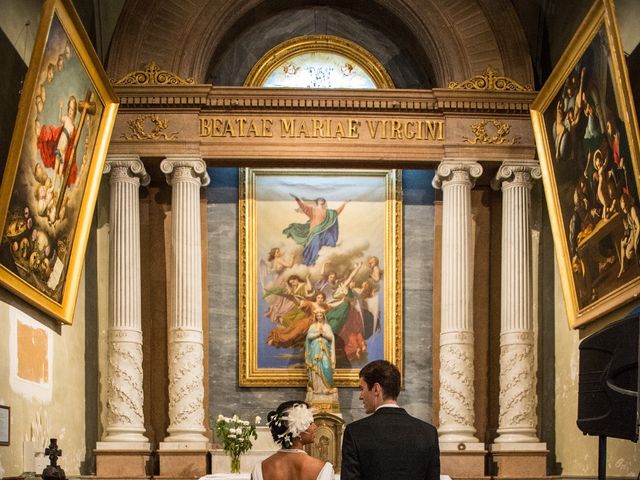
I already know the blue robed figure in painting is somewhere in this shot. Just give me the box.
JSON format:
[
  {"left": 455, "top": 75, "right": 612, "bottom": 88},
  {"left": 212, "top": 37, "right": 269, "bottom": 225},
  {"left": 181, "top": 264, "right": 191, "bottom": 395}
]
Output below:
[
  {"left": 282, "top": 194, "right": 349, "bottom": 266},
  {"left": 304, "top": 308, "right": 336, "bottom": 394}
]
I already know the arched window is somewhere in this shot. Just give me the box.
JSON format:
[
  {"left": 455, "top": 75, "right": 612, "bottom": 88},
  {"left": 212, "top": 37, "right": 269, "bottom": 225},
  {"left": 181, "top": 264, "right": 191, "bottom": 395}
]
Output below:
[{"left": 245, "top": 35, "right": 394, "bottom": 89}]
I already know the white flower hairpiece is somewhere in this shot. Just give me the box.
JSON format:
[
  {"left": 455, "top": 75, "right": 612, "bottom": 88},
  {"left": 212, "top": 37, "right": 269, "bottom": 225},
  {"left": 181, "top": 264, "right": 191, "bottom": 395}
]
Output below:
[{"left": 283, "top": 404, "right": 314, "bottom": 439}]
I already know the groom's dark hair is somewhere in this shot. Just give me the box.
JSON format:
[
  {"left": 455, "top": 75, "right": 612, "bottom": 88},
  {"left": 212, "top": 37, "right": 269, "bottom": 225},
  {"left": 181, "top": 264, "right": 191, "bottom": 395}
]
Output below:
[{"left": 359, "top": 360, "right": 401, "bottom": 400}]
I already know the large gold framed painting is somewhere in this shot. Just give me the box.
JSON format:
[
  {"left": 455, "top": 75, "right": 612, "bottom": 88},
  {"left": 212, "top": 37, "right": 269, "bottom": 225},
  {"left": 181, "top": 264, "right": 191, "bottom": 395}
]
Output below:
[
  {"left": 531, "top": 0, "right": 640, "bottom": 328},
  {"left": 239, "top": 169, "right": 402, "bottom": 386},
  {"left": 0, "top": 0, "right": 118, "bottom": 324}
]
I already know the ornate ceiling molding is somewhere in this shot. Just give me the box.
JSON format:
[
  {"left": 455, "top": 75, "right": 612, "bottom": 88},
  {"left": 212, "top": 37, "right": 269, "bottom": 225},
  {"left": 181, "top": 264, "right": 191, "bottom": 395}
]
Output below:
[
  {"left": 112, "top": 62, "right": 194, "bottom": 86},
  {"left": 448, "top": 66, "right": 532, "bottom": 92}
]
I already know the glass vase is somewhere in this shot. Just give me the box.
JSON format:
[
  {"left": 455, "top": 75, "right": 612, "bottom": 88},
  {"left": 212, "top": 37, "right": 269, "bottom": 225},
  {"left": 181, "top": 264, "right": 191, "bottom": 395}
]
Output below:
[{"left": 230, "top": 453, "right": 241, "bottom": 473}]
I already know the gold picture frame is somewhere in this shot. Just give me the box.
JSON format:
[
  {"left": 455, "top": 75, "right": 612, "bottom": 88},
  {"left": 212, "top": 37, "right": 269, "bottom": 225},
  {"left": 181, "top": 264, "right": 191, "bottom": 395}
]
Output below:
[
  {"left": 239, "top": 168, "right": 402, "bottom": 386},
  {"left": 531, "top": 0, "right": 640, "bottom": 328},
  {"left": 0, "top": 0, "right": 118, "bottom": 324}
]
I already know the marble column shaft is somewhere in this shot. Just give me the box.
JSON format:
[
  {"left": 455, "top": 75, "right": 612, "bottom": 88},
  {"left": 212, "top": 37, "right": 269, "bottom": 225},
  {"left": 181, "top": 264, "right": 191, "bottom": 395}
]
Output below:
[
  {"left": 102, "top": 156, "right": 150, "bottom": 444},
  {"left": 492, "top": 162, "right": 542, "bottom": 444},
  {"left": 161, "top": 157, "right": 210, "bottom": 444},
  {"left": 432, "top": 161, "right": 482, "bottom": 443}
]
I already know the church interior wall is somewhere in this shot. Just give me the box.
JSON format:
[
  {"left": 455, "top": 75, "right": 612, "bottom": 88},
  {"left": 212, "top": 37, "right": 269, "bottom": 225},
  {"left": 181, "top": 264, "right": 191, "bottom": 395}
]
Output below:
[
  {"left": 0, "top": 272, "right": 92, "bottom": 477},
  {"left": 1, "top": 0, "right": 640, "bottom": 477},
  {"left": 553, "top": 266, "right": 640, "bottom": 475}
]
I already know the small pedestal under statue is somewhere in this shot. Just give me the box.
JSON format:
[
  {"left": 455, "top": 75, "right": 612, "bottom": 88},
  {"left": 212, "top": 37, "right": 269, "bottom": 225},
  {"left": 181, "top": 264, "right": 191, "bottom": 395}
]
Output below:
[{"left": 304, "top": 309, "right": 340, "bottom": 414}]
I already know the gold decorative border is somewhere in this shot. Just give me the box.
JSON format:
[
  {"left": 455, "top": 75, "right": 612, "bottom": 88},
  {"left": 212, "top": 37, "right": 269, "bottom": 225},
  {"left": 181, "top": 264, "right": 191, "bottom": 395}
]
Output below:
[
  {"left": 239, "top": 168, "right": 402, "bottom": 387},
  {"left": 0, "top": 0, "right": 118, "bottom": 324},
  {"left": 448, "top": 65, "right": 532, "bottom": 92},
  {"left": 121, "top": 114, "right": 179, "bottom": 140},
  {"left": 463, "top": 119, "right": 519, "bottom": 144},
  {"left": 112, "top": 61, "right": 194, "bottom": 86},
  {"left": 244, "top": 35, "right": 394, "bottom": 89},
  {"left": 530, "top": 0, "right": 640, "bottom": 328}
]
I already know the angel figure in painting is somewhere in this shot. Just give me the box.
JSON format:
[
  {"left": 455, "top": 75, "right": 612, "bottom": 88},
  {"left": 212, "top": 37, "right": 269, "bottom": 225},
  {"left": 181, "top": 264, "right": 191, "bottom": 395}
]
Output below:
[
  {"left": 618, "top": 192, "right": 640, "bottom": 278},
  {"left": 283, "top": 194, "right": 349, "bottom": 266},
  {"left": 267, "top": 291, "right": 330, "bottom": 349}
]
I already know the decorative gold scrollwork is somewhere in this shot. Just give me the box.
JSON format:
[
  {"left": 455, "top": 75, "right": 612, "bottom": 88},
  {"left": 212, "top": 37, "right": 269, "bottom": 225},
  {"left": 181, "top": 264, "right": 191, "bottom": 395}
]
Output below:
[
  {"left": 112, "top": 62, "right": 194, "bottom": 86},
  {"left": 122, "top": 114, "right": 180, "bottom": 140},
  {"left": 463, "top": 119, "right": 520, "bottom": 145},
  {"left": 448, "top": 66, "right": 532, "bottom": 92}
]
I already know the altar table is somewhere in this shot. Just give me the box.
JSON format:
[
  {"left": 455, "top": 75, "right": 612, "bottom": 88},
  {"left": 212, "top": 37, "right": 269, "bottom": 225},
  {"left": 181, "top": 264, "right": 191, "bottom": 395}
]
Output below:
[{"left": 200, "top": 474, "right": 451, "bottom": 480}]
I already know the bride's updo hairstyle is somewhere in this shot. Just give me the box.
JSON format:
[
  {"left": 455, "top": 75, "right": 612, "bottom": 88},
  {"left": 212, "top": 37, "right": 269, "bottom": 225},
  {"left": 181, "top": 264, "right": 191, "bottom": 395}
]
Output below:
[{"left": 266, "top": 400, "right": 315, "bottom": 448}]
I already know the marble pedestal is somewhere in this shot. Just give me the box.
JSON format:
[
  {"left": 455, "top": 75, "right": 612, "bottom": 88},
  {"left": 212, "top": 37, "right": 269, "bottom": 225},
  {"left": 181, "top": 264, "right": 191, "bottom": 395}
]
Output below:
[
  {"left": 490, "top": 443, "right": 548, "bottom": 477},
  {"left": 158, "top": 442, "right": 210, "bottom": 478},
  {"left": 305, "top": 389, "right": 341, "bottom": 414},
  {"left": 94, "top": 441, "right": 152, "bottom": 477},
  {"left": 439, "top": 442, "right": 488, "bottom": 479}
]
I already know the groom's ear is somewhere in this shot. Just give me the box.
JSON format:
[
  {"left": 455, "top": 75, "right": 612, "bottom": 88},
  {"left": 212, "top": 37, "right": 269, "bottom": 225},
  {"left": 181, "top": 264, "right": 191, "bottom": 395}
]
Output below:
[{"left": 373, "top": 382, "right": 383, "bottom": 397}]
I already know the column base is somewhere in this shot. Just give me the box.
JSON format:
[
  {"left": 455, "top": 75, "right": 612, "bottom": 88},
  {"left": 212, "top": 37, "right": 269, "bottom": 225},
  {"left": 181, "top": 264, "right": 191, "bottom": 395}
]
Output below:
[
  {"left": 157, "top": 442, "right": 210, "bottom": 478},
  {"left": 94, "top": 442, "right": 152, "bottom": 477},
  {"left": 490, "top": 443, "right": 548, "bottom": 477},
  {"left": 439, "top": 442, "right": 487, "bottom": 478}
]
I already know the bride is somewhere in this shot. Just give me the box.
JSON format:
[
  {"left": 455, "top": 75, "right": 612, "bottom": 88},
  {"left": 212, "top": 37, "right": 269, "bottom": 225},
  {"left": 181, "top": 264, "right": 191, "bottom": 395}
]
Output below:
[{"left": 251, "top": 401, "right": 335, "bottom": 480}]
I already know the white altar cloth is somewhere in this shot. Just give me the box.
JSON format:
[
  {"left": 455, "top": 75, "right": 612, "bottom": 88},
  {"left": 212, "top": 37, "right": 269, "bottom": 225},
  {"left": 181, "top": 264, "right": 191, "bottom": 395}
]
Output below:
[{"left": 200, "top": 475, "right": 451, "bottom": 480}]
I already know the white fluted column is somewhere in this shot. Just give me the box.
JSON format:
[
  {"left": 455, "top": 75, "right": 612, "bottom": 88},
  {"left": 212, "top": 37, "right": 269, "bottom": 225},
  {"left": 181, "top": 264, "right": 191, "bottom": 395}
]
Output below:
[
  {"left": 433, "top": 161, "right": 482, "bottom": 444},
  {"left": 160, "top": 157, "right": 210, "bottom": 445},
  {"left": 100, "top": 155, "right": 150, "bottom": 446},
  {"left": 492, "top": 162, "right": 543, "bottom": 445}
]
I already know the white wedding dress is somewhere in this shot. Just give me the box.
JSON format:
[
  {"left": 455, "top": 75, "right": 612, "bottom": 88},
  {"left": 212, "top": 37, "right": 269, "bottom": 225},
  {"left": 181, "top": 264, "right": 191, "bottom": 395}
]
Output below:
[{"left": 250, "top": 451, "right": 335, "bottom": 480}]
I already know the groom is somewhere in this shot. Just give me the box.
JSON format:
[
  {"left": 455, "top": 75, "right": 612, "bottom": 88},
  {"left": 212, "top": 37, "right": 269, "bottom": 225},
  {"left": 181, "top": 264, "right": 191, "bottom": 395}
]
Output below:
[{"left": 341, "top": 360, "right": 440, "bottom": 480}]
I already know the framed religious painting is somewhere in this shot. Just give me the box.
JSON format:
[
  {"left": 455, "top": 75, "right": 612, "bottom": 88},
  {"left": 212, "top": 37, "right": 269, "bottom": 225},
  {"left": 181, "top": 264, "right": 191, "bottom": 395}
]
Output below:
[
  {"left": 239, "top": 168, "right": 402, "bottom": 386},
  {"left": 0, "top": 0, "right": 118, "bottom": 324},
  {"left": 531, "top": 0, "right": 640, "bottom": 328}
]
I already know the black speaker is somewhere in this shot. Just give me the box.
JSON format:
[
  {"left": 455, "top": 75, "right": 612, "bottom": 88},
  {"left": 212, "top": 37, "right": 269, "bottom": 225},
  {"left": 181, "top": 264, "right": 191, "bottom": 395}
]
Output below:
[{"left": 577, "top": 315, "right": 639, "bottom": 442}]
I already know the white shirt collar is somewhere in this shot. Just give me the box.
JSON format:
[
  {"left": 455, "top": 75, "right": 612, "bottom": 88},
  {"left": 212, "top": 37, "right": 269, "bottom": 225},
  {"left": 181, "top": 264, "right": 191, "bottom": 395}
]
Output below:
[{"left": 375, "top": 403, "right": 401, "bottom": 411}]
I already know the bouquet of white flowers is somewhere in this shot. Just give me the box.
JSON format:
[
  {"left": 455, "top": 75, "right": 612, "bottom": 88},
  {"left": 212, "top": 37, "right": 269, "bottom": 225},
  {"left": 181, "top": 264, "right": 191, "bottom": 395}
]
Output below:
[{"left": 214, "top": 414, "right": 261, "bottom": 473}]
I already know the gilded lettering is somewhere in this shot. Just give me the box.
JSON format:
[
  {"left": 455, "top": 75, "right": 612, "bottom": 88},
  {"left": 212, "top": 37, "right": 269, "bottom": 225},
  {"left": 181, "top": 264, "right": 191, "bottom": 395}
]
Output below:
[
  {"left": 335, "top": 121, "right": 345, "bottom": 138},
  {"left": 262, "top": 119, "right": 273, "bottom": 137},
  {"left": 348, "top": 119, "right": 360, "bottom": 138},
  {"left": 281, "top": 118, "right": 295, "bottom": 137},
  {"left": 298, "top": 121, "right": 309, "bottom": 138},
  {"left": 223, "top": 120, "right": 235, "bottom": 137},
  {"left": 213, "top": 118, "right": 224, "bottom": 137},
  {"left": 199, "top": 118, "right": 211, "bottom": 137},
  {"left": 391, "top": 120, "right": 402, "bottom": 139},
  {"left": 366, "top": 120, "right": 380, "bottom": 139},
  {"left": 247, "top": 120, "right": 259, "bottom": 137},
  {"left": 312, "top": 119, "right": 325, "bottom": 138},
  {"left": 404, "top": 121, "right": 416, "bottom": 139},
  {"left": 436, "top": 120, "right": 444, "bottom": 140},
  {"left": 425, "top": 121, "right": 437, "bottom": 140},
  {"left": 237, "top": 118, "right": 247, "bottom": 137}
]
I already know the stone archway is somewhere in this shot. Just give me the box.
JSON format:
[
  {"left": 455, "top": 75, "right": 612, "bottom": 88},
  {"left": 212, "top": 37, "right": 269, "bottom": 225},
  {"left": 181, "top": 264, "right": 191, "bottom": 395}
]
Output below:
[{"left": 107, "top": 0, "right": 533, "bottom": 88}]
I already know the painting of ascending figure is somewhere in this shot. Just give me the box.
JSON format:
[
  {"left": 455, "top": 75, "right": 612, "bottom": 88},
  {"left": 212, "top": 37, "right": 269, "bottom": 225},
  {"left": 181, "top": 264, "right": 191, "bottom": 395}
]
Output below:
[
  {"left": 0, "top": 0, "right": 118, "bottom": 324},
  {"left": 239, "top": 169, "right": 402, "bottom": 386}
]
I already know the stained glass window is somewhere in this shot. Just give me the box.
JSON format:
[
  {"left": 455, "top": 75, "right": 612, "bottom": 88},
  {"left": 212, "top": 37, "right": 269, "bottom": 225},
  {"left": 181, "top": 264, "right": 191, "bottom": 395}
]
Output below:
[
  {"left": 262, "top": 51, "right": 377, "bottom": 89},
  {"left": 246, "top": 35, "right": 393, "bottom": 89}
]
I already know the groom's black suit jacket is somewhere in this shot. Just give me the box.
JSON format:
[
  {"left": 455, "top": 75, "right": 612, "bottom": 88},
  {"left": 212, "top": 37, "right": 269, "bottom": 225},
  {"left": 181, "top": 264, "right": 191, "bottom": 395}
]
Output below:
[{"left": 340, "top": 407, "right": 440, "bottom": 480}]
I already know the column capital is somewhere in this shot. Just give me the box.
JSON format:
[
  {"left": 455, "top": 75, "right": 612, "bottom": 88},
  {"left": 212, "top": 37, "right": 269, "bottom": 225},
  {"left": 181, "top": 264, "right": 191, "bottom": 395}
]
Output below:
[
  {"left": 432, "top": 161, "right": 482, "bottom": 189},
  {"left": 103, "top": 155, "right": 150, "bottom": 186},
  {"left": 160, "top": 156, "right": 210, "bottom": 187},
  {"left": 491, "top": 161, "right": 542, "bottom": 191}
]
